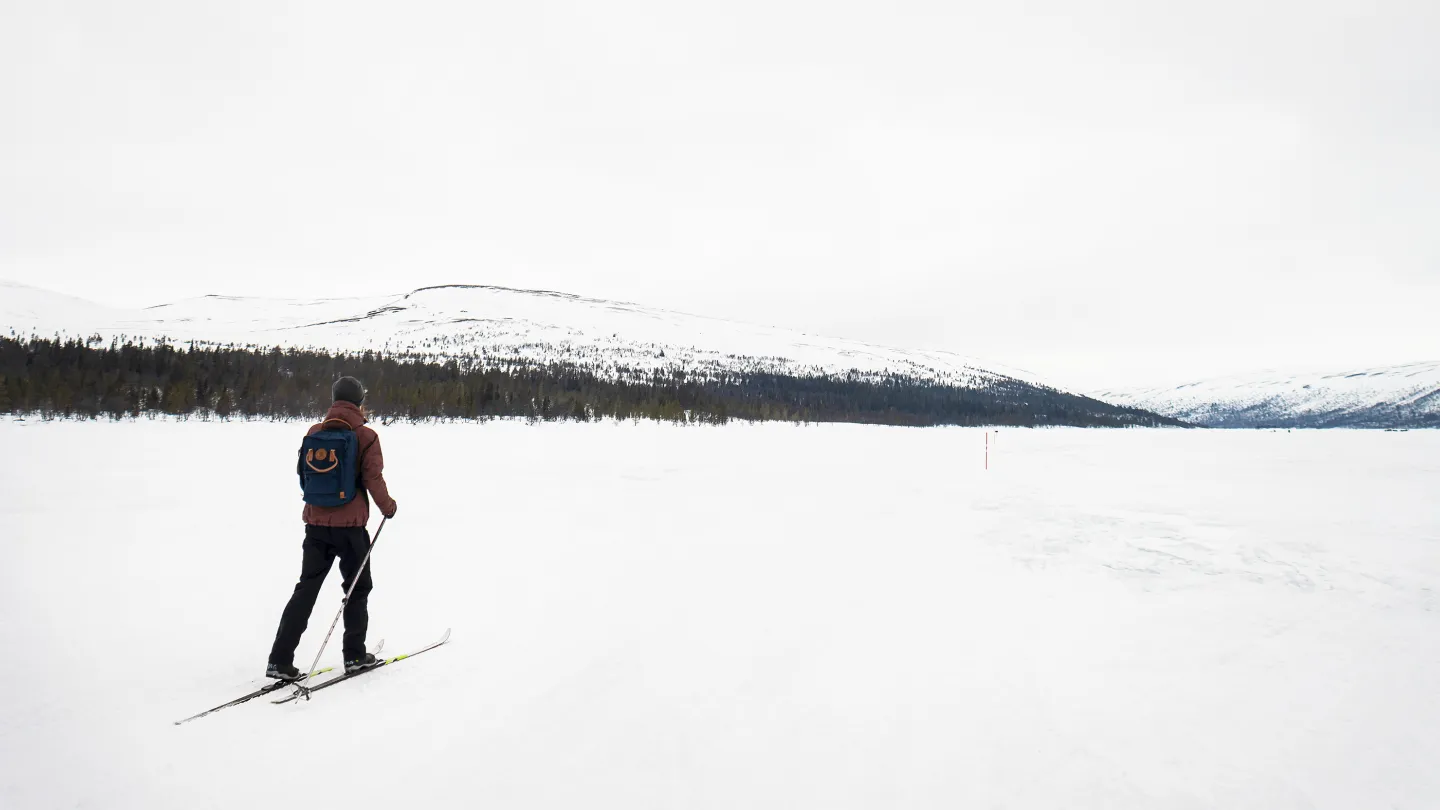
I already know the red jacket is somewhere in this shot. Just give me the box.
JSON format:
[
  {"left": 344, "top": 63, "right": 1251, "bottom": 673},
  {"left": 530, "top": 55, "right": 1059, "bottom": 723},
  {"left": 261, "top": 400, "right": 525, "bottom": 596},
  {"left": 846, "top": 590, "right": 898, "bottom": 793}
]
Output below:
[{"left": 302, "top": 401, "right": 397, "bottom": 527}]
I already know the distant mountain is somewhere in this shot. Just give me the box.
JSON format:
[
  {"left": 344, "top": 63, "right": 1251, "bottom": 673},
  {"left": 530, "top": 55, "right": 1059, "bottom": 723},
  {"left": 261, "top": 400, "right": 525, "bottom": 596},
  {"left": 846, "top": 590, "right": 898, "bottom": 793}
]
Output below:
[
  {"left": 1, "top": 280, "right": 1181, "bottom": 427},
  {"left": 3, "top": 280, "right": 1034, "bottom": 386},
  {"left": 1094, "top": 363, "right": 1440, "bottom": 429}
]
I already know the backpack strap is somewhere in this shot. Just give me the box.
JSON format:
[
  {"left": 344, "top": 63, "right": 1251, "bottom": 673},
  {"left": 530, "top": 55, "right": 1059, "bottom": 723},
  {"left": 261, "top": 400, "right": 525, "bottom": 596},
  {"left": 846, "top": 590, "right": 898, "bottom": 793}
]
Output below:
[{"left": 320, "top": 417, "right": 354, "bottom": 431}]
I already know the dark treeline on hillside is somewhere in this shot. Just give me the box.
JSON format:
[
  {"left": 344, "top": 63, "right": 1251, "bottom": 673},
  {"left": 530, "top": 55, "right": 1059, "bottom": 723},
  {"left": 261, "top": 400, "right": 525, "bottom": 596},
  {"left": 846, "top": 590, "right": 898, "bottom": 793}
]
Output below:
[{"left": 0, "top": 336, "right": 1184, "bottom": 427}]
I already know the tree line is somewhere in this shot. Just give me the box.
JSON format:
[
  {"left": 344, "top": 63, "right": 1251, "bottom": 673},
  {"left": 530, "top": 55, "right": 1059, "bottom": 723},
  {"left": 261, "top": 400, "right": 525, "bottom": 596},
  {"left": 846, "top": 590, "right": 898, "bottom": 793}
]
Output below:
[{"left": 0, "top": 335, "right": 1185, "bottom": 427}]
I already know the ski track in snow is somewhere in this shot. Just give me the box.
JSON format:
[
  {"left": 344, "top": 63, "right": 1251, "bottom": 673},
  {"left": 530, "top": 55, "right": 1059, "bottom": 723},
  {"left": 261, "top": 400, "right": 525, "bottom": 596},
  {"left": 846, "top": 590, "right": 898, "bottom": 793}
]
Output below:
[{"left": 0, "top": 422, "right": 1438, "bottom": 808}]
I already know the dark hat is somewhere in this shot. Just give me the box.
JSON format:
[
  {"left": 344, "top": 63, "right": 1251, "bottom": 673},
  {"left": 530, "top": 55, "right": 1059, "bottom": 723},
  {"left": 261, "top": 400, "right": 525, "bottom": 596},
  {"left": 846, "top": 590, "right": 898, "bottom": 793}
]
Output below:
[{"left": 332, "top": 376, "right": 366, "bottom": 405}]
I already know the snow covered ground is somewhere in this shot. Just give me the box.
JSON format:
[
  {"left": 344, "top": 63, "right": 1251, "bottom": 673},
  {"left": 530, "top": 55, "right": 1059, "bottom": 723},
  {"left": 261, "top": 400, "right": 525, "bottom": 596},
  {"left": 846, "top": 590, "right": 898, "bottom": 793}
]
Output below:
[{"left": 1, "top": 421, "right": 1437, "bottom": 809}]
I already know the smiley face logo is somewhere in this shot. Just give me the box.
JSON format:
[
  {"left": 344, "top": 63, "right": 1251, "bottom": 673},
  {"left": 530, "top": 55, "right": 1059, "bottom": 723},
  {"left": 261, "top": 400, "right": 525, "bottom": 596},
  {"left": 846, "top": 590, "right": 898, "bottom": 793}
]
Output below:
[{"left": 305, "top": 448, "right": 339, "bottom": 473}]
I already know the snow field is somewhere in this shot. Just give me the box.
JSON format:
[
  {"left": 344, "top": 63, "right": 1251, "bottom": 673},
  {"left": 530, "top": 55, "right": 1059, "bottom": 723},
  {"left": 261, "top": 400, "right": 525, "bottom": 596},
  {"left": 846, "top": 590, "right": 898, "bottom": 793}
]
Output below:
[{"left": 0, "top": 421, "right": 1437, "bottom": 808}]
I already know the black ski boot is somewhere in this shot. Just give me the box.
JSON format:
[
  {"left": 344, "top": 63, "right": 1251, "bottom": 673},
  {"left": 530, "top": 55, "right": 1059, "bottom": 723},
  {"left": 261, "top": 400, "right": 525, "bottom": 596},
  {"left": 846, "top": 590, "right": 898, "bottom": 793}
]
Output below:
[
  {"left": 345, "top": 653, "right": 381, "bottom": 674},
  {"left": 266, "top": 662, "right": 301, "bottom": 681}
]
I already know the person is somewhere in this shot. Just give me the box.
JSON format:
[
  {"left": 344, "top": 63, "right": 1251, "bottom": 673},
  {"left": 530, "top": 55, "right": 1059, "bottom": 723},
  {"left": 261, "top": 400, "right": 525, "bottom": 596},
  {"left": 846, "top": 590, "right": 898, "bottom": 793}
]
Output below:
[{"left": 267, "top": 376, "right": 399, "bottom": 680}]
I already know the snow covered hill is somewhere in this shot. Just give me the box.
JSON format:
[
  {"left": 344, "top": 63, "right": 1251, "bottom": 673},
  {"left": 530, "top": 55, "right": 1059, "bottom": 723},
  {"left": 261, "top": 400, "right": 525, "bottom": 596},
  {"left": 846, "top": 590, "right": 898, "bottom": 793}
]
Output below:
[
  {"left": 1094, "top": 362, "right": 1440, "bottom": 429},
  {"left": 3, "top": 279, "right": 1044, "bottom": 389}
]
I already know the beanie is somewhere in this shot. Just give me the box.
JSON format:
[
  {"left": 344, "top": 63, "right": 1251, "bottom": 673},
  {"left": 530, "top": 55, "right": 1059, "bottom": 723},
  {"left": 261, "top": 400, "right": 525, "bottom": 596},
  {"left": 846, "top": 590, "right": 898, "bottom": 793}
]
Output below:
[{"left": 332, "top": 376, "right": 366, "bottom": 405}]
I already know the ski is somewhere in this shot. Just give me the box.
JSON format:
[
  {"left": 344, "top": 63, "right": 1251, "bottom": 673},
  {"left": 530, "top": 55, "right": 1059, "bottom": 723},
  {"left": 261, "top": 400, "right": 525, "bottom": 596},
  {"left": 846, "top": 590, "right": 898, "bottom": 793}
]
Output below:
[
  {"left": 173, "top": 640, "right": 382, "bottom": 725},
  {"left": 273, "top": 629, "right": 451, "bottom": 705},
  {"left": 174, "top": 667, "right": 335, "bottom": 725}
]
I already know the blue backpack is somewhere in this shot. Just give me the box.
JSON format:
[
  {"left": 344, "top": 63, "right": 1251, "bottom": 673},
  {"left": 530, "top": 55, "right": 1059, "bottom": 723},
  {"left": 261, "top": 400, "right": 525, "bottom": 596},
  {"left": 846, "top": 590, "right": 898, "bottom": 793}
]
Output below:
[{"left": 297, "top": 419, "right": 361, "bottom": 506}]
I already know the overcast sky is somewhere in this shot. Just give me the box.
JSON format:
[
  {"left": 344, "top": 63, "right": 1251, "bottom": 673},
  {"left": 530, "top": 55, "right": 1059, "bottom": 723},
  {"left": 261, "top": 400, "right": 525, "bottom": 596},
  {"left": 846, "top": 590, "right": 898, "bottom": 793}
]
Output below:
[{"left": 3, "top": 1, "right": 1437, "bottom": 390}]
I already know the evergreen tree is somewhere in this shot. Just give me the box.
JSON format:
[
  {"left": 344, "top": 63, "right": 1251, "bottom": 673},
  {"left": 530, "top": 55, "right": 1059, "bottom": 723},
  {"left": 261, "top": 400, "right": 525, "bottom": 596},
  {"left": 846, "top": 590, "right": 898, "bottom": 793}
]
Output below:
[{"left": 0, "top": 335, "right": 1184, "bottom": 428}]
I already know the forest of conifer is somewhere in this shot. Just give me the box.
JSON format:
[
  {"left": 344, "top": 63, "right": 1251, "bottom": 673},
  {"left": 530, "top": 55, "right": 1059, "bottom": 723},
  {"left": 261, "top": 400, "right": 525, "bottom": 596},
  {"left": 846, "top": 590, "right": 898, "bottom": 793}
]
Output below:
[{"left": 0, "top": 335, "right": 1184, "bottom": 428}]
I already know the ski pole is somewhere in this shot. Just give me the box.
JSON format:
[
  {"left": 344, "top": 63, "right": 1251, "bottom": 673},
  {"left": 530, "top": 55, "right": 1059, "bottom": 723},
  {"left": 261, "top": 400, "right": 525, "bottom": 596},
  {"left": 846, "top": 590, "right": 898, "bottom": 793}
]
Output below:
[{"left": 293, "top": 516, "right": 387, "bottom": 699}]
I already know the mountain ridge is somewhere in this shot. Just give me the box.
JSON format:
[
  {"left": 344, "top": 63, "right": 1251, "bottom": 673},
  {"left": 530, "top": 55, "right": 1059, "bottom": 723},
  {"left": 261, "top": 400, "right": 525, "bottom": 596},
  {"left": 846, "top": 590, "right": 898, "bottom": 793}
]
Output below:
[
  {"left": 1094, "top": 361, "right": 1440, "bottom": 429},
  {"left": 1, "top": 279, "right": 1050, "bottom": 388},
  {"left": 1, "top": 279, "right": 1187, "bottom": 427},
  {"left": 7, "top": 279, "right": 1431, "bottom": 428},
  {"left": 1, "top": 279, "right": 1187, "bottom": 428}
]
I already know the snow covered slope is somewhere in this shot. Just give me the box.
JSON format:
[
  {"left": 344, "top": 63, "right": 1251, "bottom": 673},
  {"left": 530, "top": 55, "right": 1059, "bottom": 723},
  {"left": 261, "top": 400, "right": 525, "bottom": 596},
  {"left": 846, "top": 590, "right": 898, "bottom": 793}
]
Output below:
[
  {"left": 1094, "top": 363, "right": 1440, "bottom": 429},
  {"left": 1, "top": 280, "right": 1041, "bottom": 388}
]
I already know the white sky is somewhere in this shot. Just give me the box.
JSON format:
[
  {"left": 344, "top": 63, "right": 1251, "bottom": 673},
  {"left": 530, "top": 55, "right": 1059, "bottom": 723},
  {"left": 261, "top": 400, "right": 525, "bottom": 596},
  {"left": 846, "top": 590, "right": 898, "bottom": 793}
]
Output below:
[{"left": 3, "top": 1, "right": 1437, "bottom": 390}]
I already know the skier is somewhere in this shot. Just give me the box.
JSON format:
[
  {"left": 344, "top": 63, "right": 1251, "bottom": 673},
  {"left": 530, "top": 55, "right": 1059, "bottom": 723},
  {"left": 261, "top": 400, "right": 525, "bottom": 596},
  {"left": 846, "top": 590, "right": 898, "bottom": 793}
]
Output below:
[{"left": 267, "top": 376, "right": 399, "bottom": 681}]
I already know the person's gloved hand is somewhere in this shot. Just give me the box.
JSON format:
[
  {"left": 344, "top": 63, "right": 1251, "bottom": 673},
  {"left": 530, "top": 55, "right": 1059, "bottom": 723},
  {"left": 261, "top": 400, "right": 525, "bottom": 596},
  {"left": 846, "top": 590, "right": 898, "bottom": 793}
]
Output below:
[{"left": 384, "top": 501, "right": 398, "bottom": 520}]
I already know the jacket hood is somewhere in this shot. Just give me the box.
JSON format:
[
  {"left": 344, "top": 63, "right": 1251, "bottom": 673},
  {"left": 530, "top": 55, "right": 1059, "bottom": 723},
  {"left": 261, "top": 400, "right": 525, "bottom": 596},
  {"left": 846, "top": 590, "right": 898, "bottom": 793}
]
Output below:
[{"left": 323, "top": 400, "right": 366, "bottom": 429}]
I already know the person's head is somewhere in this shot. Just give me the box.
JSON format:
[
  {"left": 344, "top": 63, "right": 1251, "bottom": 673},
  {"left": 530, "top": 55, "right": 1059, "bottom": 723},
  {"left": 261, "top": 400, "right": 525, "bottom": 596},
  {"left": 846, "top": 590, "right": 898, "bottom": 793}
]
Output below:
[{"left": 332, "top": 376, "right": 366, "bottom": 407}]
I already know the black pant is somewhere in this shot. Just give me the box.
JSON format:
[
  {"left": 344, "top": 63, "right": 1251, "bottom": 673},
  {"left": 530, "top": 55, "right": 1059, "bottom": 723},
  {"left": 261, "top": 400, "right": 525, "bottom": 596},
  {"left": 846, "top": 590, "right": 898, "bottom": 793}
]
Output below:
[{"left": 269, "top": 525, "right": 374, "bottom": 666}]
